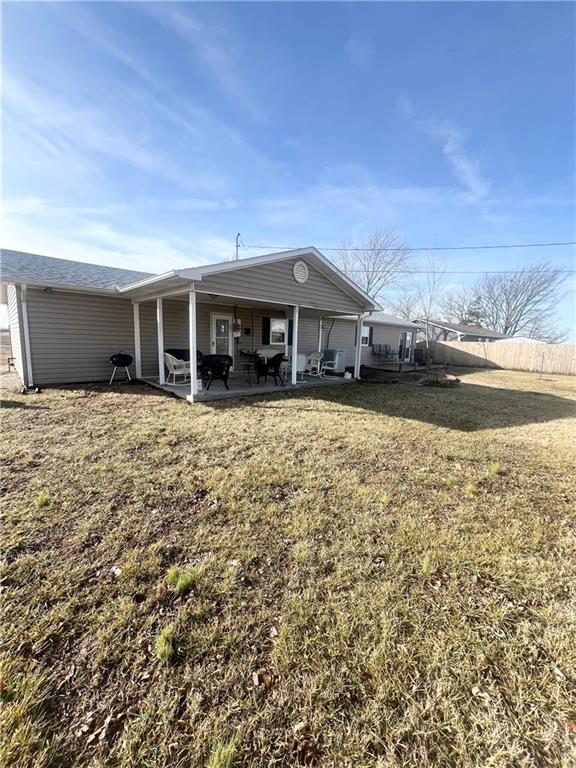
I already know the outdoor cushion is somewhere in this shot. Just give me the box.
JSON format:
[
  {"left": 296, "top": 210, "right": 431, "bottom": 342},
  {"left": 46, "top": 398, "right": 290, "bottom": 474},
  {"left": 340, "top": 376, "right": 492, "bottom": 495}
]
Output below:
[{"left": 164, "top": 348, "right": 204, "bottom": 364}]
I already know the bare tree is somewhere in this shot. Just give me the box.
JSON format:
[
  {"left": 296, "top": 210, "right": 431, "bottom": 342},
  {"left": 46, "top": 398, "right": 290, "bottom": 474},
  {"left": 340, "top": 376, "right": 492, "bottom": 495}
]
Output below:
[
  {"left": 335, "top": 228, "right": 411, "bottom": 300},
  {"left": 474, "top": 262, "right": 568, "bottom": 342},
  {"left": 385, "top": 254, "right": 446, "bottom": 369},
  {"left": 438, "top": 285, "right": 482, "bottom": 325},
  {"left": 386, "top": 287, "right": 421, "bottom": 321},
  {"left": 414, "top": 255, "right": 446, "bottom": 365}
]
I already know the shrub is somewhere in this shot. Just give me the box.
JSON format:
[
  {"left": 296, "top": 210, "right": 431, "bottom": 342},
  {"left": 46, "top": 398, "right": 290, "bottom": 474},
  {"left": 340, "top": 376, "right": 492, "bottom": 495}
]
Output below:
[
  {"left": 489, "top": 462, "right": 505, "bottom": 476},
  {"left": 465, "top": 483, "right": 477, "bottom": 498}
]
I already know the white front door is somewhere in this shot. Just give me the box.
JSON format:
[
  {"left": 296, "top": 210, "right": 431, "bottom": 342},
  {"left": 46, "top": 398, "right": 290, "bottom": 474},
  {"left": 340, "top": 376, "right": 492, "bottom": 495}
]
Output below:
[{"left": 210, "top": 314, "right": 234, "bottom": 361}]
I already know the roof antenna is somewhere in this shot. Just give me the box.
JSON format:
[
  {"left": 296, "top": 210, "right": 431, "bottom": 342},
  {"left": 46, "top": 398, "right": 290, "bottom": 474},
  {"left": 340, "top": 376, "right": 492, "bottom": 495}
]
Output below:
[{"left": 235, "top": 233, "right": 241, "bottom": 261}]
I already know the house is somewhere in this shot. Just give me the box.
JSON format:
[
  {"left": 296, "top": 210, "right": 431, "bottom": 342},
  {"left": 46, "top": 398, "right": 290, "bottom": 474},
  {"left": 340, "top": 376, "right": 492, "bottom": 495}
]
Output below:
[
  {"left": 494, "top": 336, "right": 546, "bottom": 344},
  {"left": 321, "top": 312, "right": 419, "bottom": 367},
  {"left": 415, "top": 318, "right": 508, "bottom": 342},
  {"left": 1, "top": 247, "right": 388, "bottom": 401}
]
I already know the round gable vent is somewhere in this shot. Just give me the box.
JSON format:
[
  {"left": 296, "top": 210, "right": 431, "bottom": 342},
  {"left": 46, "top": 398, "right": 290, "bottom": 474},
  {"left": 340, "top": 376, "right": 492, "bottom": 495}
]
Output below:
[{"left": 293, "top": 260, "right": 309, "bottom": 284}]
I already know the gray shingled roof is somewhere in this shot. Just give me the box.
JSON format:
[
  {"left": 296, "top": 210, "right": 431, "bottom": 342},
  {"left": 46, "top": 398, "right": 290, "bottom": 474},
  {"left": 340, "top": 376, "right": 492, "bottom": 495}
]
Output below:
[
  {"left": 0, "top": 249, "right": 153, "bottom": 292},
  {"left": 420, "top": 318, "right": 508, "bottom": 338}
]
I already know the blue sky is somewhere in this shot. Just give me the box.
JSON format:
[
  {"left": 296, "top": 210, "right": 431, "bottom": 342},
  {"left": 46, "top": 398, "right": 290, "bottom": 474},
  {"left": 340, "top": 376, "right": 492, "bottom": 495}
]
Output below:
[{"left": 2, "top": 1, "right": 575, "bottom": 334}]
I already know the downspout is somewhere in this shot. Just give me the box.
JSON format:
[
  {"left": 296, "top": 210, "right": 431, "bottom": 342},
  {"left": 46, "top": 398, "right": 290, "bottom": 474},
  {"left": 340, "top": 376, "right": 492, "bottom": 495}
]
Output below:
[{"left": 20, "top": 283, "right": 34, "bottom": 387}]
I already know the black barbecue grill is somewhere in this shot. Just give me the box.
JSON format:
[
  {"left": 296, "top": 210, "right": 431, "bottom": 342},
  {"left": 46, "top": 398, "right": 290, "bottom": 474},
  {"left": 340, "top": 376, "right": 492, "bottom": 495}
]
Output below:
[{"left": 109, "top": 353, "right": 133, "bottom": 385}]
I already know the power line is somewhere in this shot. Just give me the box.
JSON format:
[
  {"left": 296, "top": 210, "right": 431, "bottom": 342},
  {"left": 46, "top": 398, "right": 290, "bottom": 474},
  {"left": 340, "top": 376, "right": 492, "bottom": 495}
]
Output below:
[
  {"left": 241, "top": 240, "right": 576, "bottom": 253},
  {"left": 331, "top": 269, "right": 576, "bottom": 275}
]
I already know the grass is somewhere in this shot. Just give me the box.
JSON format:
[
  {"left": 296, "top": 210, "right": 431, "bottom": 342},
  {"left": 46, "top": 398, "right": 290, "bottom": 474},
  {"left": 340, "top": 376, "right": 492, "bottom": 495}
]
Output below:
[
  {"left": 166, "top": 566, "right": 199, "bottom": 596},
  {"left": 1, "top": 368, "right": 575, "bottom": 767},
  {"left": 35, "top": 491, "right": 52, "bottom": 509},
  {"left": 154, "top": 625, "right": 176, "bottom": 663}
]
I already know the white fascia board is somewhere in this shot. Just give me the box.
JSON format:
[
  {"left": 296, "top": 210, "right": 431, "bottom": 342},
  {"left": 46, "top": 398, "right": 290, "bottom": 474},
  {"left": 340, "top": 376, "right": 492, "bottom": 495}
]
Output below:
[
  {"left": 1, "top": 279, "right": 124, "bottom": 297},
  {"left": 178, "top": 248, "right": 315, "bottom": 279},
  {"left": 117, "top": 270, "right": 179, "bottom": 293}
]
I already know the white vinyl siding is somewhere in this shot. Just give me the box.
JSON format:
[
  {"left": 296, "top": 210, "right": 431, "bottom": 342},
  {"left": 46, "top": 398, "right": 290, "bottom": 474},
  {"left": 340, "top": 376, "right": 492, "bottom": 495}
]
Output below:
[
  {"left": 6, "top": 283, "right": 26, "bottom": 383},
  {"left": 197, "top": 257, "right": 366, "bottom": 315},
  {"left": 27, "top": 289, "right": 136, "bottom": 385},
  {"left": 24, "top": 289, "right": 366, "bottom": 385}
]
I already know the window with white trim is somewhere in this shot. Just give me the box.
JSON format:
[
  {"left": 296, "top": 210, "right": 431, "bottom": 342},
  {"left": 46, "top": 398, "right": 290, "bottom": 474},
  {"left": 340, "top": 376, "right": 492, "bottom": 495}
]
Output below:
[
  {"left": 270, "top": 318, "right": 286, "bottom": 345},
  {"left": 361, "top": 325, "right": 371, "bottom": 346}
]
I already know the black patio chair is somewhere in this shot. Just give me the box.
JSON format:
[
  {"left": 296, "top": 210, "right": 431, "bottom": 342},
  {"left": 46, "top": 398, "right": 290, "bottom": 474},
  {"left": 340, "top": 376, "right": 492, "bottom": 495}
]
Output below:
[
  {"left": 200, "top": 354, "right": 233, "bottom": 390},
  {"left": 256, "top": 352, "right": 285, "bottom": 386}
]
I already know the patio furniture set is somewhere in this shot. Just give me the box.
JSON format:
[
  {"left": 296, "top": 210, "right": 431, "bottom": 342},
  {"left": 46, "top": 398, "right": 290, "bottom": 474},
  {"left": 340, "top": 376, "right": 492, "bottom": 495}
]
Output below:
[
  {"left": 372, "top": 344, "right": 398, "bottom": 363},
  {"left": 162, "top": 348, "right": 344, "bottom": 391}
]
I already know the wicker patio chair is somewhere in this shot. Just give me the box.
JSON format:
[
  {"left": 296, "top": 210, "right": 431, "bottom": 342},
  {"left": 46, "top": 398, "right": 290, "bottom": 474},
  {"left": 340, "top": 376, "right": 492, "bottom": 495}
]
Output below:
[{"left": 200, "top": 354, "right": 233, "bottom": 390}]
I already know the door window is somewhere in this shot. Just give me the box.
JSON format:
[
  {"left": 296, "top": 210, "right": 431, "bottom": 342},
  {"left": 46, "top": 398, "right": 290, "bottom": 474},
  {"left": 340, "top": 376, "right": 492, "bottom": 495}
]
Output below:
[{"left": 214, "top": 317, "right": 231, "bottom": 355}]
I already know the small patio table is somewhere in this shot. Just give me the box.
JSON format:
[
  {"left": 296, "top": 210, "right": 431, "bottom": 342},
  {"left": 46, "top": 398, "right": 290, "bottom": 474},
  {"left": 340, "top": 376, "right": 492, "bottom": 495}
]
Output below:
[{"left": 239, "top": 352, "right": 260, "bottom": 385}]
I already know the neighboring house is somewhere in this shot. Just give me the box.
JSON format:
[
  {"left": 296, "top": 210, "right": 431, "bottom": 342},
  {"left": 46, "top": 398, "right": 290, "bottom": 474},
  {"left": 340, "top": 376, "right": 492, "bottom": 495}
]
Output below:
[
  {"left": 494, "top": 336, "right": 547, "bottom": 344},
  {"left": 415, "top": 318, "right": 508, "bottom": 342},
  {"left": 1, "top": 247, "right": 384, "bottom": 401},
  {"left": 322, "top": 312, "right": 419, "bottom": 367}
]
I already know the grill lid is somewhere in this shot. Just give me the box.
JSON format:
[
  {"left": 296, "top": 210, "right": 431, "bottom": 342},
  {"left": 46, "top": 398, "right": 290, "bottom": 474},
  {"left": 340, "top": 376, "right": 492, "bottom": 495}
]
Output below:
[{"left": 110, "top": 353, "right": 133, "bottom": 367}]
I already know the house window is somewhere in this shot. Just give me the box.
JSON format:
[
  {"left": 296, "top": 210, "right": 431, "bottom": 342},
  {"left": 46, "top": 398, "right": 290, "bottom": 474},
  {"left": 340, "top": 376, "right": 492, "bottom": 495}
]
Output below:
[
  {"left": 361, "top": 325, "right": 371, "bottom": 346},
  {"left": 270, "top": 318, "right": 286, "bottom": 345}
]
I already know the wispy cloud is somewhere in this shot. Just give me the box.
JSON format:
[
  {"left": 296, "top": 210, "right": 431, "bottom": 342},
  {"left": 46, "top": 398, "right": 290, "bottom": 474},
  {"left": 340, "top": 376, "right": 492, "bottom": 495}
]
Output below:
[
  {"left": 398, "top": 95, "right": 490, "bottom": 202},
  {"left": 2, "top": 199, "right": 236, "bottom": 274},
  {"left": 144, "top": 4, "right": 265, "bottom": 122},
  {"left": 256, "top": 180, "right": 460, "bottom": 230},
  {"left": 50, "top": 4, "right": 283, "bottom": 188},
  {"left": 3, "top": 76, "right": 230, "bottom": 195}
]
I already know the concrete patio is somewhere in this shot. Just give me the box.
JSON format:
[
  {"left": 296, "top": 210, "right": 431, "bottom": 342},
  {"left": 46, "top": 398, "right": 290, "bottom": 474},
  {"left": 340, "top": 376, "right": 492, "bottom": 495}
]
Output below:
[{"left": 141, "top": 372, "right": 355, "bottom": 402}]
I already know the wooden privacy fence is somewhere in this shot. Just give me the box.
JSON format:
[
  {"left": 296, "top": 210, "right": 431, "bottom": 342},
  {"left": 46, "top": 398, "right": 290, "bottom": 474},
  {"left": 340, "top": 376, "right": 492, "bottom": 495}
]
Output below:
[{"left": 427, "top": 341, "right": 576, "bottom": 376}]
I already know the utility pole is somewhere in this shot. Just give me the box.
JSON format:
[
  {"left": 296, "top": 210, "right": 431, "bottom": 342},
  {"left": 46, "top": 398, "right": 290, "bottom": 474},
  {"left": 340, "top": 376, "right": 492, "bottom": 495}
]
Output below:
[{"left": 235, "top": 233, "right": 241, "bottom": 261}]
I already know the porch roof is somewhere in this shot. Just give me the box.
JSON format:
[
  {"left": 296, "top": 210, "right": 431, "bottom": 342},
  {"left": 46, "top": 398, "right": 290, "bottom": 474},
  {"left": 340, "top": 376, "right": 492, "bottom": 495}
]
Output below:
[{"left": 118, "top": 247, "right": 381, "bottom": 313}]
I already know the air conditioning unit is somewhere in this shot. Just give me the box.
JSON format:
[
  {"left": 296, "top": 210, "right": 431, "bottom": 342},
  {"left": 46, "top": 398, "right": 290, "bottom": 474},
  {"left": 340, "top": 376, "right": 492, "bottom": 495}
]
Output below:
[{"left": 322, "top": 349, "right": 346, "bottom": 374}]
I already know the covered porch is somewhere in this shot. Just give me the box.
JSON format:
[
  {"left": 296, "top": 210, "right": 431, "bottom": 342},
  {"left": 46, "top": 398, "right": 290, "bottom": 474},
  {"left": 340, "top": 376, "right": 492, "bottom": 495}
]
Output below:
[{"left": 120, "top": 249, "right": 376, "bottom": 403}]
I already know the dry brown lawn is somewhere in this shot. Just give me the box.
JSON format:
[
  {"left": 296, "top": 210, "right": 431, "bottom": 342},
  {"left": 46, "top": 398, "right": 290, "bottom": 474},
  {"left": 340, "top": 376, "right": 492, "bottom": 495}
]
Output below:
[{"left": 1, "top": 369, "right": 575, "bottom": 767}]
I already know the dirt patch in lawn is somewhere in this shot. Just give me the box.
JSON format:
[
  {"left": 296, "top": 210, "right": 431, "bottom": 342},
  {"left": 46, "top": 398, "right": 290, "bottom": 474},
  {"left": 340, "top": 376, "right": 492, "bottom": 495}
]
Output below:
[{"left": 1, "top": 370, "right": 575, "bottom": 767}]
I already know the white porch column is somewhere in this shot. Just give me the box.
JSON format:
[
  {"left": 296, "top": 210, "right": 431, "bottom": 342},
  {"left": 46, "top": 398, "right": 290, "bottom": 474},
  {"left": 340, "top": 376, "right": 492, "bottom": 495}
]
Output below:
[
  {"left": 284, "top": 310, "right": 289, "bottom": 360},
  {"left": 291, "top": 305, "right": 299, "bottom": 385},
  {"left": 133, "top": 303, "right": 142, "bottom": 379},
  {"left": 157, "top": 298, "right": 165, "bottom": 384},
  {"left": 354, "top": 314, "right": 363, "bottom": 380},
  {"left": 188, "top": 290, "right": 198, "bottom": 402},
  {"left": 318, "top": 317, "right": 323, "bottom": 352}
]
